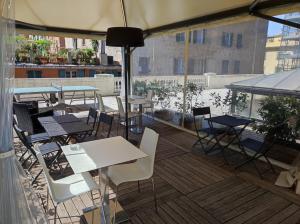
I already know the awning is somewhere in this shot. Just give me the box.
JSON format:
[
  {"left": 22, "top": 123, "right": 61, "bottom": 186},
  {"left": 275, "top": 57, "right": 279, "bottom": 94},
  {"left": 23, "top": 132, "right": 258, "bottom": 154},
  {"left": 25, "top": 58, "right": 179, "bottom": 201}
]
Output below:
[
  {"left": 226, "top": 69, "right": 300, "bottom": 97},
  {"left": 14, "top": 0, "right": 300, "bottom": 38}
]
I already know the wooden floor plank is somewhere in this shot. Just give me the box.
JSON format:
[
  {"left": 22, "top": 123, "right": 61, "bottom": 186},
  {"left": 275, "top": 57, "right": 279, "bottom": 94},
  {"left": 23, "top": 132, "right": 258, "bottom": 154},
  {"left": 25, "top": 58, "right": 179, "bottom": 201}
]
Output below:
[{"left": 15, "top": 116, "right": 300, "bottom": 224}]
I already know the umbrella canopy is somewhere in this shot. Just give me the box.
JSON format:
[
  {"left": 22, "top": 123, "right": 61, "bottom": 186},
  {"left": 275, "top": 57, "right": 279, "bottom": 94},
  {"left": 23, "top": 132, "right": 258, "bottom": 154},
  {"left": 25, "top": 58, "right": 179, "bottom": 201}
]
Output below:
[
  {"left": 226, "top": 68, "right": 300, "bottom": 97},
  {"left": 15, "top": 0, "right": 299, "bottom": 38}
]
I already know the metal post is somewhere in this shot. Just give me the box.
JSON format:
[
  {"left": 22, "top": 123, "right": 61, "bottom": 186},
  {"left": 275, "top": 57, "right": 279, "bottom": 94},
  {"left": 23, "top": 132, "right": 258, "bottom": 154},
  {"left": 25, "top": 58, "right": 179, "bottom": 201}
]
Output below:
[
  {"left": 249, "top": 93, "right": 254, "bottom": 118},
  {"left": 124, "top": 46, "right": 130, "bottom": 140},
  {"left": 182, "top": 30, "right": 191, "bottom": 127}
]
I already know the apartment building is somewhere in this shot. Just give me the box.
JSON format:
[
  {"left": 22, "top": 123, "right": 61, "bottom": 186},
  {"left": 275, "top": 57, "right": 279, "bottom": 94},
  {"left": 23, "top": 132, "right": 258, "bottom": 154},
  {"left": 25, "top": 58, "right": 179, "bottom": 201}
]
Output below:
[{"left": 132, "top": 19, "right": 268, "bottom": 76}]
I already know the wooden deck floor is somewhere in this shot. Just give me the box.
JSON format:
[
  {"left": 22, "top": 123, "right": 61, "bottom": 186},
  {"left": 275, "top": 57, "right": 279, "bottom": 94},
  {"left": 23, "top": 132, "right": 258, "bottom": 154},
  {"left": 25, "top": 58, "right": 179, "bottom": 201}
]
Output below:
[{"left": 16, "top": 116, "right": 300, "bottom": 224}]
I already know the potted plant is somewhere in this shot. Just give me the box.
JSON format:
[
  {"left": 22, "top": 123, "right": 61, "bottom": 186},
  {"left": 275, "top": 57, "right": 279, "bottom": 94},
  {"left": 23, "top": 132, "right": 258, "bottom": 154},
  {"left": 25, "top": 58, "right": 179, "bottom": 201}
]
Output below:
[
  {"left": 174, "top": 82, "right": 204, "bottom": 129},
  {"left": 35, "top": 39, "right": 52, "bottom": 64},
  {"left": 145, "top": 81, "right": 175, "bottom": 121},
  {"left": 253, "top": 96, "right": 300, "bottom": 145},
  {"left": 57, "top": 49, "right": 68, "bottom": 64}
]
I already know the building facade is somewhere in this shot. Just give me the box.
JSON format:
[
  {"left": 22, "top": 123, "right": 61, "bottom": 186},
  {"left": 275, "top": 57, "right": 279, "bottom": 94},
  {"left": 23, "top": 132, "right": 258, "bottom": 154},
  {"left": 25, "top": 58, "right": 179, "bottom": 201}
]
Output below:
[{"left": 132, "top": 19, "right": 268, "bottom": 76}]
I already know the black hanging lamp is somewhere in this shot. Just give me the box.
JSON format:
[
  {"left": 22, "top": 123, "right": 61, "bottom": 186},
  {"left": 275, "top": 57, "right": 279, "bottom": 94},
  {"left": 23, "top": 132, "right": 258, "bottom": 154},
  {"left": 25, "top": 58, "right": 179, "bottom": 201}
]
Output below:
[{"left": 106, "top": 27, "right": 144, "bottom": 140}]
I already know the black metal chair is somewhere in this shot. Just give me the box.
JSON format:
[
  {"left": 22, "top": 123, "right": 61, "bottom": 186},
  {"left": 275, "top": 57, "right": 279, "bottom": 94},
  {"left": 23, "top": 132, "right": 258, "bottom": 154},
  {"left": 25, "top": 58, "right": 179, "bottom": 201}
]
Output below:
[
  {"left": 235, "top": 123, "right": 285, "bottom": 178},
  {"left": 77, "top": 112, "right": 113, "bottom": 142},
  {"left": 85, "top": 107, "right": 98, "bottom": 130},
  {"left": 192, "top": 107, "right": 225, "bottom": 153},
  {"left": 14, "top": 123, "right": 62, "bottom": 184},
  {"left": 13, "top": 102, "right": 54, "bottom": 134},
  {"left": 95, "top": 112, "right": 113, "bottom": 138}
]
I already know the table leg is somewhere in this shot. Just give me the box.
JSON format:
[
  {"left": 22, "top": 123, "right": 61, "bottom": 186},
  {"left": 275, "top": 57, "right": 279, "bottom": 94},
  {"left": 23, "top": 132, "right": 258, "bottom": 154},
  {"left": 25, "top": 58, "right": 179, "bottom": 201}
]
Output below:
[
  {"left": 130, "top": 104, "right": 143, "bottom": 134},
  {"left": 94, "top": 91, "right": 97, "bottom": 108},
  {"left": 85, "top": 167, "right": 127, "bottom": 224}
]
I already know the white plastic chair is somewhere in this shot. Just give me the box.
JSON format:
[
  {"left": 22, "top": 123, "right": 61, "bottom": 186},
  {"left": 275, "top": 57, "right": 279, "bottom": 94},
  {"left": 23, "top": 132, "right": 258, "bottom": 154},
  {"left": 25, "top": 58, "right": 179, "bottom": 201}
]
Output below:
[
  {"left": 96, "top": 93, "right": 118, "bottom": 114},
  {"left": 108, "top": 128, "right": 159, "bottom": 220},
  {"left": 143, "top": 90, "right": 155, "bottom": 118},
  {"left": 35, "top": 150, "right": 99, "bottom": 224},
  {"left": 116, "top": 96, "right": 139, "bottom": 135}
]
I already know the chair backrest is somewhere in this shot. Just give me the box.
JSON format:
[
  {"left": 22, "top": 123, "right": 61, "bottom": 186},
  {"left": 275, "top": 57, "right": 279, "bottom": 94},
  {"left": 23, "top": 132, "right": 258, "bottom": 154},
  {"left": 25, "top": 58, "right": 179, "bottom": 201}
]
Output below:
[
  {"left": 95, "top": 112, "right": 113, "bottom": 138},
  {"left": 146, "top": 90, "right": 153, "bottom": 101},
  {"left": 192, "top": 107, "right": 212, "bottom": 131},
  {"left": 87, "top": 107, "right": 98, "bottom": 129},
  {"left": 49, "top": 93, "right": 58, "bottom": 104},
  {"left": 31, "top": 109, "right": 54, "bottom": 134},
  {"left": 13, "top": 103, "right": 34, "bottom": 134},
  {"left": 35, "top": 150, "right": 57, "bottom": 201},
  {"left": 192, "top": 107, "right": 211, "bottom": 117},
  {"left": 13, "top": 123, "right": 37, "bottom": 158},
  {"left": 116, "top": 96, "right": 125, "bottom": 117},
  {"left": 96, "top": 94, "right": 105, "bottom": 112},
  {"left": 137, "top": 128, "right": 159, "bottom": 178}
]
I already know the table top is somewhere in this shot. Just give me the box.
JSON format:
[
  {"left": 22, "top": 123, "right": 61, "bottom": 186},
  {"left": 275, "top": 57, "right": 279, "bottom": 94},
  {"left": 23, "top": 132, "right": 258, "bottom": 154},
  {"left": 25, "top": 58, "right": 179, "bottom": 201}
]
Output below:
[
  {"left": 13, "top": 85, "right": 98, "bottom": 95},
  {"left": 127, "top": 95, "right": 147, "bottom": 105},
  {"left": 206, "top": 115, "right": 252, "bottom": 127},
  {"left": 38, "top": 115, "right": 93, "bottom": 137},
  {"left": 61, "top": 136, "right": 148, "bottom": 173},
  {"left": 53, "top": 114, "right": 80, "bottom": 124}
]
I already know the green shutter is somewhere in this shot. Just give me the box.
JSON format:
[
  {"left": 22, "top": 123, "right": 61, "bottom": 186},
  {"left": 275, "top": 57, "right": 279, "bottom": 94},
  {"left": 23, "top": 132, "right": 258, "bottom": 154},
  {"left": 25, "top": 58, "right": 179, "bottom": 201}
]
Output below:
[{"left": 58, "top": 69, "right": 66, "bottom": 78}]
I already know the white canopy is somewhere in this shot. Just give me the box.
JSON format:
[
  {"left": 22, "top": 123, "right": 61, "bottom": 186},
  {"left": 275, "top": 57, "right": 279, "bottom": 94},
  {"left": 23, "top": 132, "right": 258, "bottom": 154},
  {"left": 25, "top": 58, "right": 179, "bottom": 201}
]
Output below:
[
  {"left": 227, "top": 69, "right": 300, "bottom": 97},
  {"left": 15, "top": 0, "right": 299, "bottom": 38}
]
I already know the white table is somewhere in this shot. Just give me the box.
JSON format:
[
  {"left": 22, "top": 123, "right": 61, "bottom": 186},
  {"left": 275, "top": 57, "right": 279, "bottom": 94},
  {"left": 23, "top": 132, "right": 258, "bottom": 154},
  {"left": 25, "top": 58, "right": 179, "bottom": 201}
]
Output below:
[
  {"left": 127, "top": 95, "right": 148, "bottom": 134},
  {"left": 61, "top": 136, "right": 148, "bottom": 224}
]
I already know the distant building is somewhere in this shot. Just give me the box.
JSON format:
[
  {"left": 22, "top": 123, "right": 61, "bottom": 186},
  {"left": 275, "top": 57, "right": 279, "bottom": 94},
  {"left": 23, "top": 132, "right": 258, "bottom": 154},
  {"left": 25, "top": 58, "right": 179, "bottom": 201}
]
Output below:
[
  {"left": 276, "top": 13, "right": 300, "bottom": 72},
  {"left": 132, "top": 19, "right": 268, "bottom": 76},
  {"left": 264, "top": 35, "right": 282, "bottom": 74}
]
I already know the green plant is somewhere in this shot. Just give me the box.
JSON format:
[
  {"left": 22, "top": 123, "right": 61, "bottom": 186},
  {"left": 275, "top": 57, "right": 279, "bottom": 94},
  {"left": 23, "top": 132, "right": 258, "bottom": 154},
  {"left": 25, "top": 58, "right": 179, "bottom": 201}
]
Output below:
[
  {"left": 174, "top": 82, "right": 204, "bottom": 115},
  {"left": 133, "top": 80, "right": 148, "bottom": 96},
  {"left": 210, "top": 90, "right": 248, "bottom": 114},
  {"left": 83, "top": 48, "right": 94, "bottom": 64},
  {"left": 57, "top": 48, "right": 68, "bottom": 58},
  {"left": 91, "top": 40, "right": 99, "bottom": 56},
  {"left": 253, "top": 96, "right": 300, "bottom": 143},
  {"left": 35, "top": 39, "right": 52, "bottom": 57}
]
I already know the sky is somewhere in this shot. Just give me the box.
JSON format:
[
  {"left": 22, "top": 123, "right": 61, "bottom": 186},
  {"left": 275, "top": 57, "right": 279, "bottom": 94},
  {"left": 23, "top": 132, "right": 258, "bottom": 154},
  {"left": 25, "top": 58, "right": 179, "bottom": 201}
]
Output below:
[{"left": 268, "top": 21, "right": 283, "bottom": 37}]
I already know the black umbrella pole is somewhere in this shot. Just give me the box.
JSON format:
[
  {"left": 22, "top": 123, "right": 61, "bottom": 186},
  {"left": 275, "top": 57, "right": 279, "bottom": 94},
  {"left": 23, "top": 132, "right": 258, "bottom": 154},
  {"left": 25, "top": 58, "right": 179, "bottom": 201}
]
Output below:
[{"left": 124, "top": 46, "right": 129, "bottom": 140}]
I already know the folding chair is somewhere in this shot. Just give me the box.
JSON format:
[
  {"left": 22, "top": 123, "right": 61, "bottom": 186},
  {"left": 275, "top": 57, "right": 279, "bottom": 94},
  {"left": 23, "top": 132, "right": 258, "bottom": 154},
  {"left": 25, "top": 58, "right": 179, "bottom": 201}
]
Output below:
[
  {"left": 77, "top": 112, "right": 113, "bottom": 142},
  {"left": 192, "top": 107, "right": 225, "bottom": 153},
  {"left": 14, "top": 124, "right": 62, "bottom": 184},
  {"left": 235, "top": 123, "right": 285, "bottom": 178}
]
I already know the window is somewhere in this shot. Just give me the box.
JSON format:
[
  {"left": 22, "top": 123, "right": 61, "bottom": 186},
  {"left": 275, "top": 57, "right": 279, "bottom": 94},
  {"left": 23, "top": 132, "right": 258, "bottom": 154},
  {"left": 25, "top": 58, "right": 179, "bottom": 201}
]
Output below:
[
  {"left": 221, "top": 60, "right": 229, "bottom": 74},
  {"left": 138, "top": 57, "right": 150, "bottom": 74},
  {"left": 173, "top": 57, "right": 184, "bottom": 74},
  {"left": 188, "top": 58, "right": 195, "bottom": 74},
  {"left": 82, "top": 39, "right": 86, "bottom": 46},
  {"left": 27, "top": 70, "right": 42, "bottom": 78},
  {"left": 66, "top": 71, "right": 77, "bottom": 78},
  {"left": 73, "top": 38, "right": 78, "bottom": 49},
  {"left": 175, "top": 32, "right": 185, "bottom": 42},
  {"left": 192, "top": 29, "right": 206, "bottom": 44},
  {"left": 237, "top": 34, "right": 243, "bottom": 48},
  {"left": 234, "top": 60, "right": 240, "bottom": 73},
  {"left": 58, "top": 69, "right": 66, "bottom": 78},
  {"left": 222, "top": 32, "right": 233, "bottom": 47},
  {"left": 198, "top": 59, "right": 207, "bottom": 74}
]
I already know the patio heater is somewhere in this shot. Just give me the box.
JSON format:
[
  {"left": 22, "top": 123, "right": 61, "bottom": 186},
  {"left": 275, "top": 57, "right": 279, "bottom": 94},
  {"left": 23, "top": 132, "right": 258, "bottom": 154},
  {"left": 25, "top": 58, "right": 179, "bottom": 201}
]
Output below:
[{"left": 106, "top": 27, "right": 144, "bottom": 140}]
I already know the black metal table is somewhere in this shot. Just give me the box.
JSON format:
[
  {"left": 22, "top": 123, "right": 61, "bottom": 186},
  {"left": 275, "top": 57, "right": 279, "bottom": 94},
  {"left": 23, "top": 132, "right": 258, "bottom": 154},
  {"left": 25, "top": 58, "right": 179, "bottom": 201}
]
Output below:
[
  {"left": 205, "top": 115, "right": 253, "bottom": 163},
  {"left": 38, "top": 114, "right": 93, "bottom": 142}
]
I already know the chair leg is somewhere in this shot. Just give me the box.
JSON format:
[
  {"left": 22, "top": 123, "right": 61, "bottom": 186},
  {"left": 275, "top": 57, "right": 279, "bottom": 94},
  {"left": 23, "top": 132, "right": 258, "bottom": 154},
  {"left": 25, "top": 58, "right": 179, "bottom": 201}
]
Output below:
[
  {"left": 46, "top": 188, "right": 49, "bottom": 213},
  {"left": 113, "top": 186, "right": 118, "bottom": 224},
  {"left": 32, "top": 169, "right": 42, "bottom": 185},
  {"left": 151, "top": 177, "right": 158, "bottom": 213},
  {"left": 28, "top": 159, "right": 38, "bottom": 171},
  {"left": 54, "top": 205, "right": 57, "bottom": 224},
  {"left": 137, "top": 181, "right": 141, "bottom": 192},
  {"left": 264, "top": 155, "right": 275, "bottom": 173}
]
